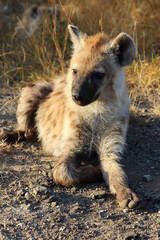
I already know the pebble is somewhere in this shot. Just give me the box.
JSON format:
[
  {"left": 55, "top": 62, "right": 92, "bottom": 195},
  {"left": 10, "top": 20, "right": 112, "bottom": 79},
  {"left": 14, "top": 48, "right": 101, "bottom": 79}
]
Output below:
[
  {"left": 42, "top": 170, "right": 47, "bottom": 176},
  {"left": 70, "top": 187, "right": 77, "bottom": 192},
  {"left": 18, "top": 181, "right": 23, "bottom": 188},
  {"left": 59, "top": 226, "right": 67, "bottom": 231},
  {"left": 17, "top": 222, "right": 26, "bottom": 228},
  {"left": 123, "top": 208, "right": 129, "bottom": 213},
  {"left": 26, "top": 204, "right": 32, "bottom": 210},
  {"left": 32, "top": 185, "right": 48, "bottom": 196},
  {"left": 142, "top": 175, "right": 152, "bottom": 182},
  {"left": 0, "top": 223, "right": 6, "bottom": 229},
  {"left": 99, "top": 210, "right": 108, "bottom": 219},
  {"left": 16, "top": 189, "right": 24, "bottom": 197},
  {"left": 46, "top": 165, "right": 52, "bottom": 170},
  {"left": 24, "top": 192, "right": 31, "bottom": 201},
  {"left": 93, "top": 190, "right": 108, "bottom": 199},
  {"left": 124, "top": 231, "right": 139, "bottom": 240},
  {"left": 44, "top": 195, "right": 56, "bottom": 203},
  {"left": 51, "top": 202, "right": 57, "bottom": 207}
]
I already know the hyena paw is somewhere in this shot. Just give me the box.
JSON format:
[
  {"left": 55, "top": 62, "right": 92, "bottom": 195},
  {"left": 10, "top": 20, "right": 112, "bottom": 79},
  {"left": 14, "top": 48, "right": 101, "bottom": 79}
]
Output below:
[
  {"left": 0, "top": 131, "right": 26, "bottom": 144},
  {"left": 116, "top": 187, "right": 142, "bottom": 209}
]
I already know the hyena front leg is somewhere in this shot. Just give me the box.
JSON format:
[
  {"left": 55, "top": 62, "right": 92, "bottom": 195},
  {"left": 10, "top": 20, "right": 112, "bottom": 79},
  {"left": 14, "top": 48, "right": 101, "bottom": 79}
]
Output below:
[{"left": 99, "top": 122, "right": 141, "bottom": 209}]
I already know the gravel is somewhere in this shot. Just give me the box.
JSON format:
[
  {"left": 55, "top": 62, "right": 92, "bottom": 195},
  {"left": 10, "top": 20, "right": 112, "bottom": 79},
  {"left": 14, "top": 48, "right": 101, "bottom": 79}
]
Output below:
[{"left": 0, "top": 90, "right": 160, "bottom": 239}]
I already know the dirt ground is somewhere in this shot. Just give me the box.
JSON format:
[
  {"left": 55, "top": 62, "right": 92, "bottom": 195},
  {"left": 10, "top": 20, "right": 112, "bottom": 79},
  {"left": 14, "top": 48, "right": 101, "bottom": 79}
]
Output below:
[{"left": 0, "top": 88, "right": 160, "bottom": 240}]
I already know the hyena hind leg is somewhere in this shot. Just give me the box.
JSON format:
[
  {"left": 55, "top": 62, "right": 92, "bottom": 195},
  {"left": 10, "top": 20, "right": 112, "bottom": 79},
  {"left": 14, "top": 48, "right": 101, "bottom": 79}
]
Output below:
[
  {"left": 53, "top": 160, "right": 101, "bottom": 187},
  {"left": 1, "top": 82, "right": 53, "bottom": 144}
]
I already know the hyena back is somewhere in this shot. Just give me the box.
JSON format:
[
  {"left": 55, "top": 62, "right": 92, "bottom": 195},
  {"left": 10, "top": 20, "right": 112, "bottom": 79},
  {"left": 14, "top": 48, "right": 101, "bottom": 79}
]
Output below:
[{"left": 2, "top": 25, "right": 141, "bottom": 209}]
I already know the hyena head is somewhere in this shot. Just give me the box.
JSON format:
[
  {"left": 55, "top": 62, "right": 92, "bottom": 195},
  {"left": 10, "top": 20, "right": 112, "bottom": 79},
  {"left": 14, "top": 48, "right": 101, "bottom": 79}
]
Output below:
[{"left": 68, "top": 25, "right": 136, "bottom": 106}]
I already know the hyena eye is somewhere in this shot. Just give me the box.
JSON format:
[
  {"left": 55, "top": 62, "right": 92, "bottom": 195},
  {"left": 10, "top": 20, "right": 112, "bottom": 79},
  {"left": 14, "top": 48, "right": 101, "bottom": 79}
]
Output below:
[
  {"left": 72, "top": 69, "right": 77, "bottom": 75},
  {"left": 92, "top": 71, "right": 105, "bottom": 81}
]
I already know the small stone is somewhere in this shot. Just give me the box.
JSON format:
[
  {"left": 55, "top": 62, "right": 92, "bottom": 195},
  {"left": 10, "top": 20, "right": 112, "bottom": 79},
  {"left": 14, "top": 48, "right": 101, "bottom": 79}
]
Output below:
[
  {"left": 124, "top": 231, "right": 139, "bottom": 240},
  {"left": 44, "top": 195, "right": 56, "bottom": 203},
  {"left": 123, "top": 208, "right": 129, "bottom": 213},
  {"left": 99, "top": 210, "right": 108, "bottom": 219},
  {"left": 32, "top": 185, "right": 48, "bottom": 196},
  {"left": 59, "top": 226, "right": 67, "bottom": 231},
  {"left": 24, "top": 192, "right": 31, "bottom": 200},
  {"left": 70, "top": 187, "right": 77, "bottom": 192},
  {"left": 18, "top": 181, "right": 23, "bottom": 187},
  {"left": 93, "top": 191, "right": 108, "bottom": 199},
  {"left": 42, "top": 170, "right": 47, "bottom": 177},
  {"left": 0, "top": 223, "right": 6, "bottom": 229},
  {"left": 17, "top": 222, "right": 26, "bottom": 228},
  {"left": 142, "top": 175, "right": 152, "bottom": 182},
  {"left": 26, "top": 204, "right": 32, "bottom": 210},
  {"left": 16, "top": 189, "right": 24, "bottom": 197},
  {"left": 20, "top": 204, "right": 28, "bottom": 210},
  {"left": 51, "top": 202, "right": 57, "bottom": 207},
  {"left": 46, "top": 165, "right": 52, "bottom": 170}
]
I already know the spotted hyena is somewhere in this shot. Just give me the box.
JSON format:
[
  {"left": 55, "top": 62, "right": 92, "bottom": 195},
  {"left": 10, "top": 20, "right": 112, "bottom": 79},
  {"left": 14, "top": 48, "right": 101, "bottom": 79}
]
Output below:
[
  {"left": 1, "top": 25, "right": 141, "bottom": 209},
  {"left": 14, "top": 4, "right": 59, "bottom": 38}
]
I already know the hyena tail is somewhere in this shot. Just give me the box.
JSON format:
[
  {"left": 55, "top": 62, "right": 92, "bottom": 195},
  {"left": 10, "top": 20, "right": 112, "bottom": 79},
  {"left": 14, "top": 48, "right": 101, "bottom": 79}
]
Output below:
[
  {"left": 53, "top": 161, "right": 101, "bottom": 187},
  {"left": 1, "top": 82, "right": 53, "bottom": 144}
]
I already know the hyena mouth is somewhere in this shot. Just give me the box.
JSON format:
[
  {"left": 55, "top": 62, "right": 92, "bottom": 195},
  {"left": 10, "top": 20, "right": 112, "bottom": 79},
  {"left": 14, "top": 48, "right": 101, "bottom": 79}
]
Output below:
[
  {"left": 73, "top": 99, "right": 90, "bottom": 106},
  {"left": 72, "top": 94, "right": 100, "bottom": 106},
  {"left": 72, "top": 88, "right": 100, "bottom": 106},
  {"left": 72, "top": 91, "right": 89, "bottom": 106},
  {"left": 93, "top": 93, "right": 100, "bottom": 101}
]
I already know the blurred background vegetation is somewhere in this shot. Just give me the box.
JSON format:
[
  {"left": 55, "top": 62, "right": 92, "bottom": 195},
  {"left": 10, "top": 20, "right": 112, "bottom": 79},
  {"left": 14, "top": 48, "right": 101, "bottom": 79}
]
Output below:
[{"left": 0, "top": 0, "right": 159, "bottom": 111}]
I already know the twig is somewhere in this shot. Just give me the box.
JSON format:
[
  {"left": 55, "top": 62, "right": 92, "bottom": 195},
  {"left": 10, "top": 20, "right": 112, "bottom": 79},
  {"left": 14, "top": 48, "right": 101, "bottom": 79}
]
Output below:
[{"left": 0, "top": 94, "right": 20, "bottom": 112}]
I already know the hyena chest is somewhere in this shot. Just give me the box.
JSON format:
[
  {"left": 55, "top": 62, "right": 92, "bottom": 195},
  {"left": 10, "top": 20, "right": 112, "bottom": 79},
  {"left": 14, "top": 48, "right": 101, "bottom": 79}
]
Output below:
[
  {"left": 52, "top": 114, "right": 101, "bottom": 159},
  {"left": 37, "top": 95, "right": 103, "bottom": 162},
  {"left": 76, "top": 120, "right": 101, "bottom": 166}
]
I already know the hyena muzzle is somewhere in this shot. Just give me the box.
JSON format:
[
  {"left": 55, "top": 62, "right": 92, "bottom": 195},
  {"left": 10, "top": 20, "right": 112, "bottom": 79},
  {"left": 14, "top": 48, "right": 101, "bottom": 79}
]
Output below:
[{"left": 1, "top": 25, "right": 142, "bottom": 209}]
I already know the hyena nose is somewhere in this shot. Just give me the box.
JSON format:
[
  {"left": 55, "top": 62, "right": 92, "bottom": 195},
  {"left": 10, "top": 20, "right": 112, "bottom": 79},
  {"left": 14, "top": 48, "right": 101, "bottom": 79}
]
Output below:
[{"left": 72, "top": 91, "right": 83, "bottom": 102}]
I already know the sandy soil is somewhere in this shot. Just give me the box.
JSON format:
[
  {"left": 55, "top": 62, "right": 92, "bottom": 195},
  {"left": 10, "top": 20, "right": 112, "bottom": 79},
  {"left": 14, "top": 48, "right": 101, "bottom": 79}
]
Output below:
[{"left": 0, "top": 88, "right": 160, "bottom": 240}]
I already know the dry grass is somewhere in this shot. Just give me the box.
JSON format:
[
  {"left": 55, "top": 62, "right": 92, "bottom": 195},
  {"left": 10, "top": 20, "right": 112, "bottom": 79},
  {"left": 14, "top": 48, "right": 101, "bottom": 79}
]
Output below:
[
  {"left": 0, "top": 0, "right": 159, "bottom": 111},
  {"left": 0, "top": 140, "right": 12, "bottom": 153},
  {"left": 126, "top": 56, "right": 160, "bottom": 104}
]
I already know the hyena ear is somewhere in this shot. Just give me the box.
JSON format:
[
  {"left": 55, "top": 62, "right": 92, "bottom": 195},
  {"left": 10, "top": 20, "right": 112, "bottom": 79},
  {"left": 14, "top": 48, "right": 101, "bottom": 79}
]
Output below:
[
  {"left": 111, "top": 33, "right": 136, "bottom": 67},
  {"left": 68, "top": 25, "right": 80, "bottom": 44}
]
